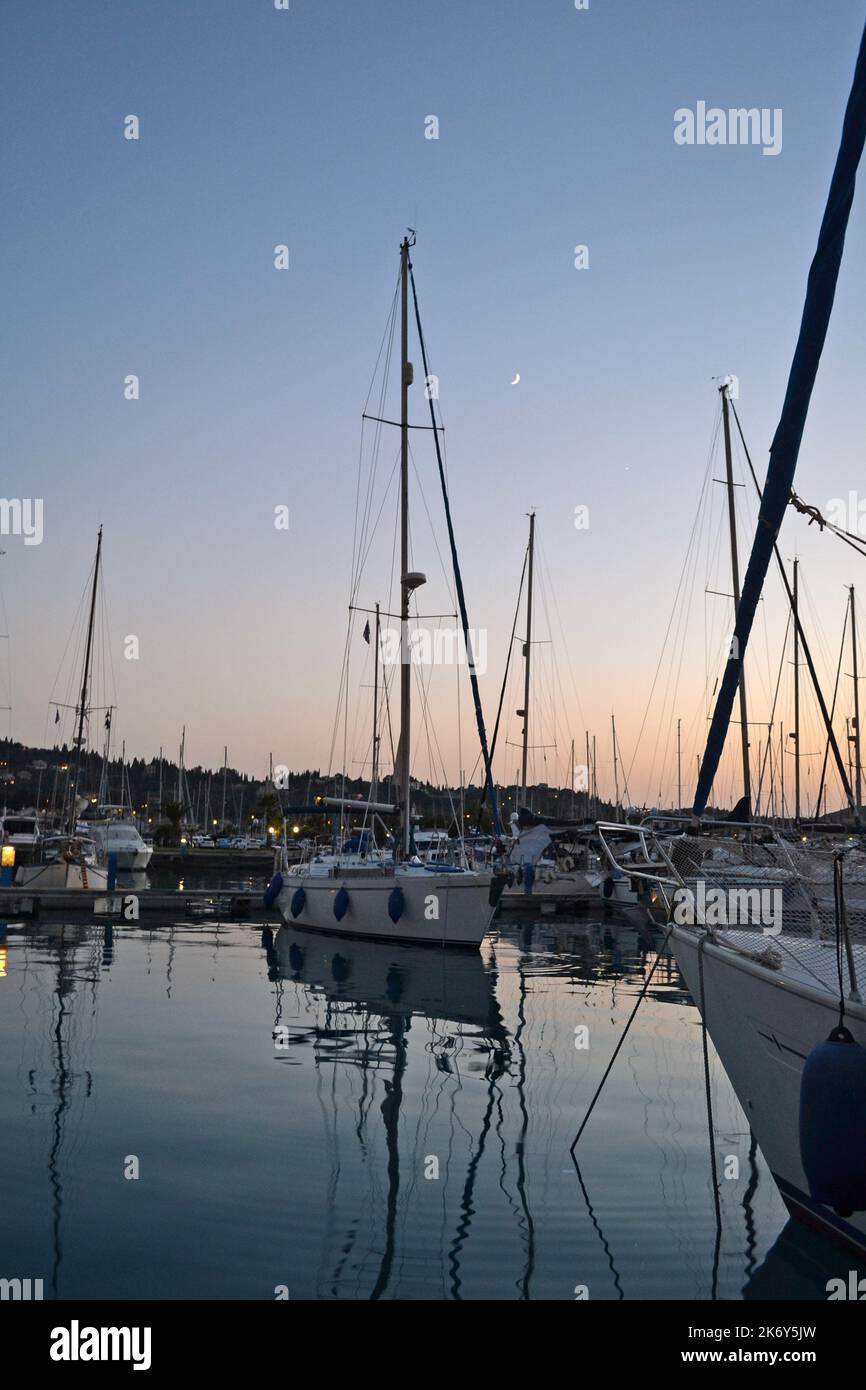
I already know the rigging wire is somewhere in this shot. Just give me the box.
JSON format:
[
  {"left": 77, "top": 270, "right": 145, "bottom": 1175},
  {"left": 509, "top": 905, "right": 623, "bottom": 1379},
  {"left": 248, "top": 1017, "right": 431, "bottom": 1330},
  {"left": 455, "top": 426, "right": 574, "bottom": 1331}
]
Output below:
[
  {"left": 625, "top": 407, "right": 721, "bottom": 806},
  {"left": 815, "top": 603, "right": 849, "bottom": 817}
]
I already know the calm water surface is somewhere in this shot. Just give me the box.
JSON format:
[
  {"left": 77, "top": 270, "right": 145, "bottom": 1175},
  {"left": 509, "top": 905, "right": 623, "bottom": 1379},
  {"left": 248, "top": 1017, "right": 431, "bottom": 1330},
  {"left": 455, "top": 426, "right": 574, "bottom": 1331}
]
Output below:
[{"left": 1, "top": 909, "right": 860, "bottom": 1301}]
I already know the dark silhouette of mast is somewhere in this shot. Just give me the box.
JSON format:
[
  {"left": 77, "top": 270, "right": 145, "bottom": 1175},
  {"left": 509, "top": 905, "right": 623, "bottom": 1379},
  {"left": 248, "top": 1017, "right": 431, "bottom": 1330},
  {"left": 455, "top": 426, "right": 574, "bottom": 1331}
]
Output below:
[
  {"left": 850, "top": 585, "right": 862, "bottom": 812},
  {"left": 720, "top": 384, "right": 751, "bottom": 810},
  {"left": 67, "top": 528, "right": 103, "bottom": 834}
]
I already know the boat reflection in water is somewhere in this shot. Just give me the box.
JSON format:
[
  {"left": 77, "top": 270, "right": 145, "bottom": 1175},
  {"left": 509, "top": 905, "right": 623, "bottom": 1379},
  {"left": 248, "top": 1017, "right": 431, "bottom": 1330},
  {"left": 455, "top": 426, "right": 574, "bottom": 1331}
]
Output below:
[
  {"left": 266, "top": 923, "right": 513, "bottom": 1300},
  {"left": 268, "top": 923, "right": 505, "bottom": 1037},
  {"left": 5, "top": 912, "right": 866, "bottom": 1300},
  {"left": 743, "top": 1218, "right": 866, "bottom": 1301}
]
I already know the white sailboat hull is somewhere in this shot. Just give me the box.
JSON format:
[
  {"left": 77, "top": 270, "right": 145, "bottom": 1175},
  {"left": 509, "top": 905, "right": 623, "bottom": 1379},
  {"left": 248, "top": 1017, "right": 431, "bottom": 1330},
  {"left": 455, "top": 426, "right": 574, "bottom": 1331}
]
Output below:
[
  {"left": 276, "top": 867, "right": 495, "bottom": 948},
  {"left": 586, "top": 871, "right": 644, "bottom": 907},
  {"left": 672, "top": 926, "right": 866, "bottom": 1257},
  {"left": 15, "top": 860, "right": 110, "bottom": 891}
]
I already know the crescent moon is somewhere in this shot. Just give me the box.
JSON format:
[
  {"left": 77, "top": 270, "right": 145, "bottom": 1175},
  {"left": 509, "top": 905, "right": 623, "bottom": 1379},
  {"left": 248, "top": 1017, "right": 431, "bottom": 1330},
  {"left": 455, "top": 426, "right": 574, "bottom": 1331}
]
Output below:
[{"left": 511, "top": 372, "right": 521, "bottom": 385}]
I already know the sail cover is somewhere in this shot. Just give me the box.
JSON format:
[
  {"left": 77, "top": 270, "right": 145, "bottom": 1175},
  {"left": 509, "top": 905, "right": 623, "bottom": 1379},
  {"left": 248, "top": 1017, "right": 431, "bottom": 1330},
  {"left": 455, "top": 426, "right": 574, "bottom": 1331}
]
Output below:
[
  {"left": 508, "top": 821, "right": 553, "bottom": 868},
  {"left": 694, "top": 20, "right": 866, "bottom": 816}
]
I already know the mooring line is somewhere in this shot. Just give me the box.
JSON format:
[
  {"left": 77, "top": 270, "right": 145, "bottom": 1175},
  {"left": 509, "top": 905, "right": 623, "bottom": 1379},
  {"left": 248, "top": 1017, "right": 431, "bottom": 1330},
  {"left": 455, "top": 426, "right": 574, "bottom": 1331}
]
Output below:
[{"left": 569, "top": 920, "right": 674, "bottom": 1154}]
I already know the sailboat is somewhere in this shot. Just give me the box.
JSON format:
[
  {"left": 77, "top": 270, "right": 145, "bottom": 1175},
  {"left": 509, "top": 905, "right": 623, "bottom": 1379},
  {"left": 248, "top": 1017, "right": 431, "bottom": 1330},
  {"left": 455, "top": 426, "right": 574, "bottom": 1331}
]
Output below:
[
  {"left": 487, "top": 511, "right": 598, "bottom": 905},
  {"left": 16, "top": 530, "right": 110, "bottom": 891},
  {"left": 272, "top": 237, "right": 502, "bottom": 948},
  {"left": 80, "top": 727, "right": 153, "bottom": 871},
  {"left": 669, "top": 22, "right": 866, "bottom": 1257}
]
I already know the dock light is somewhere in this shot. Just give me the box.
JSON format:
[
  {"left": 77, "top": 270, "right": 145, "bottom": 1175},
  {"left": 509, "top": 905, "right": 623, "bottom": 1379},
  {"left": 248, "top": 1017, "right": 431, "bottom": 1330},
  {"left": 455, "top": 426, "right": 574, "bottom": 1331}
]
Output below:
[
  {"left": 292, "top": 825, "right": 300, "bottom": 835},
  {"left": 268, "top": 826, "right": 276, "bottom": 835},
  {"left": 1, "top": 846, "right": 15, "bottom": 868}
]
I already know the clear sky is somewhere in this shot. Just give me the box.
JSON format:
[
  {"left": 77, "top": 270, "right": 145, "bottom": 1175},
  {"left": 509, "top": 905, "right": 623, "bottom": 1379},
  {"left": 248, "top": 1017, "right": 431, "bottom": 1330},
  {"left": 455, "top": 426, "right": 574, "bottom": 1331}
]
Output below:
[{"left": 3, "top": 0, "right": 866, "bottom": 811}]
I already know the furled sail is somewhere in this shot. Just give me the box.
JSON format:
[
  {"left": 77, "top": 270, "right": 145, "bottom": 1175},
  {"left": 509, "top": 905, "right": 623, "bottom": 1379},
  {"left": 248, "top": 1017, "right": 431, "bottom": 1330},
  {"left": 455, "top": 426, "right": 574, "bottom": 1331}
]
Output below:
[{"left": 694, "top": 20, "right": 866, "bottom": 816}]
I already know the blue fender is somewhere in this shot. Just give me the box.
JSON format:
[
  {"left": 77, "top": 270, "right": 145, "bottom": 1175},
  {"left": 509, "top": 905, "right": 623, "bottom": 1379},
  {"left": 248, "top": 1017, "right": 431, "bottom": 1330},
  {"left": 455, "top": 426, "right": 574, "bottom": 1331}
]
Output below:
[
  {"left": 334, "top": 885, "right": 350, "bottom": 921},
  {"left": 263, "top": 871, "right": 283, "bottom": 909},
  {"left": 800, "top": 1025, "right": 866, "bottom": 1216},
  {"left": 388, "top": 885, "right": 405, "bottom": 922},
  {"left": 290, "top": 886, "right": 306, "bottom": 919}
]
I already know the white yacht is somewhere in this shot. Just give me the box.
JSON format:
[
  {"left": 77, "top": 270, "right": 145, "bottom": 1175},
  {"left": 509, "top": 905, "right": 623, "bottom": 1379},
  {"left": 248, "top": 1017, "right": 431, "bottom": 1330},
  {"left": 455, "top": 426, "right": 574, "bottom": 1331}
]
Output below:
[
  {"left": 17, "top": 528, "right": 112, "bottom": 894},
  {"left": 667, "top": 22, "right": 866, "bottom": 1259},
  {"left": 0, "top": 812, "right": 42, "bottom": 864},
  {"left": 271, "top": 236, "right": 499, "bottom": 950},
  {"left": 668, "top": 832, "right": 866, "bottom": 1256},
  {"left": 82, "top": 811, "right": 153, "bottom": 870},
  {"left": 278, "top": 851, "right": 498, "bottom": 948},
  {"left": 596, "top": 818, "right": 866, "bottom": 1258},
  {"left": 412, "top": 829, "right": 451, "bottom": 863}
]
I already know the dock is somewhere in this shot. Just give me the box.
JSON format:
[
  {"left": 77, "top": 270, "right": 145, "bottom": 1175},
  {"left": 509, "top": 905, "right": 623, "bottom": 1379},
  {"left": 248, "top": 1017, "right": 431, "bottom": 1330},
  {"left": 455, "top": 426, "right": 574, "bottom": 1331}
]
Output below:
[
  {"left": 150, "top": 847, "right": 276, "bottom": 869},
  {"left": 0, "top": 885, "right": 280, "bottom": 922},
  {"left": 498, "top": 877, "right": 603, "bottom": 914},
  {"left": 0, "top": 878, "right": 608, "bottom": 924}
]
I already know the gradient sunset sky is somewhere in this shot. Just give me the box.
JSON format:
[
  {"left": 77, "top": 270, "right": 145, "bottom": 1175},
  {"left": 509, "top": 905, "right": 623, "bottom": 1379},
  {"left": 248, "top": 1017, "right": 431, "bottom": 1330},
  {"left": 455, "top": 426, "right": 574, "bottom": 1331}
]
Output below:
[{"left": 3, "top": 0, "right": 866, "bottom": 813}]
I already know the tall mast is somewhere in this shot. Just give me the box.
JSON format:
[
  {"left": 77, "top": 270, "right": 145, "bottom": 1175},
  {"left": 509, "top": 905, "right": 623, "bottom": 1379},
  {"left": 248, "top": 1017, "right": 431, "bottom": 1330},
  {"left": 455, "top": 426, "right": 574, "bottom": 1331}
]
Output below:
[
  {"left": 592, "top": 734, "right": 597, "bottom": 816},
  {"left": 98, "top": 707, "right": 112, "bottom": 804},
  {"left": 221, "top": 745, "right": 227, "bottom": 829},
  {"left": 851, "top": 585, "right": 862, "bottom": 814},
  {"left": 793, "top": 559, "right": 801, "bottom": 826},
  {"left": 520, "top": 511, "right": 535, "bottom": 804},
  {"left": 611, "top": 714, "right": 620, "bottom": 821},
  {"left": 847, "top": 716, "right": 854, "bottom": 795},
  {"left": 677, "top": 717, "right": 682, "bottom": 812},
  {"left": 398, "top": 234, "right": 422, "bottom": 858},
  {"left": 67, "top": 527, "right": 102, "bottom": 834},
  {"left": 720, "top": 382, "right": 751, "bottom": 811},
  {"left": 371, "top": 602, "right": 381, "bottom": 802}
]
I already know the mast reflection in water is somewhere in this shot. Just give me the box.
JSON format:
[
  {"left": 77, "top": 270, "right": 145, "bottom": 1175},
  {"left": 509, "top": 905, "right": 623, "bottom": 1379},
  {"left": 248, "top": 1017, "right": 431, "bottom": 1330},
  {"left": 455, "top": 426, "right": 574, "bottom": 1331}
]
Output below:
[{"left": 1, "top": 914, "right": 863, "bottom": 1300}]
